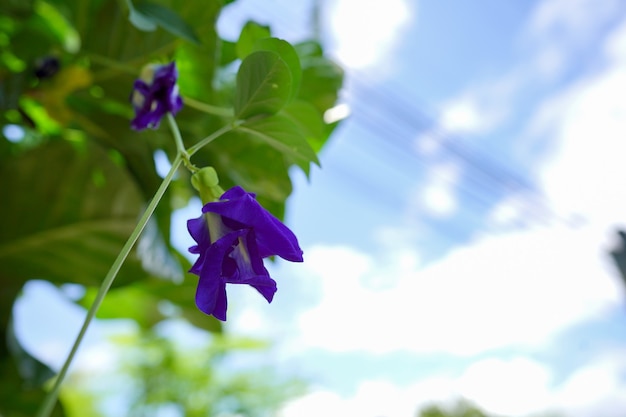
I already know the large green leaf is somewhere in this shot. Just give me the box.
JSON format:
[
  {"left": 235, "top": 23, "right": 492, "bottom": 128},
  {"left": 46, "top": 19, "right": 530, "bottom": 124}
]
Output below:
[
  {"left": 235, "top": 20, "right": 271, "bottom": 60},
  {"left": 295, "top": 41, "right": 344, "bottom": 115},
  {"left": 280, "top": 100, "right": 325, "bottom": 152},
  {"left": 0, "top": 139, "right": 170, "bottom": 287},
  {"left": 133, "top": 2, "right": 200, "bottom": 44},
  {"left": 238, "top": 114, "right": 319, "bottom": 173},
  {"left": 0, "top": 360, "right": 65, "bottom": 417},
  {"left": 79, "top": 284, "right": 164, "bottom": 328},
  {"left": 6, "top": 319, "right": 55, "bottom": 388},
  {"left": 234, "top": 51, "right": 292, "bottom": 120},
  {"left": 77, "top": 251, "right": 221, "bottom": 333},
  {"left": 0, "top": 285, "right": 65, "bottom": 417},
  {"left": 252, "top": 37, "right": 302, "bottom": 102},
  {"left": 174, "top": 0, "right": 223, "bottom": 103},
  {"left": 79, "top": 1, "right": 172, "bottom": 61}
]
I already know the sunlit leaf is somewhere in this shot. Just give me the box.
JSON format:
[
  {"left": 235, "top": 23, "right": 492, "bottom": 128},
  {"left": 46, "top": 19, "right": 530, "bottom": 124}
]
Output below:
[
  {"left": 295, "top": 41, "right": 344, "bottom": 115},
  {"left": 280, "top": 100, "right": 326, "bottom": 152},
  {"left": 253, "top": 37, "right": 302, "bottom": 101},
  {"left": 79, "top": 285, "right": 164, "bottom": 328},
  {"left": 238, "top": 114, "right": 319, "bottom": 173},
  {"left": 236, "top": 20, "right": 271, "bottom": 59},
  {"left": 128, "top": 4, "right": 157, "bottom": 31},
  {"left": 0, "top": 140, "right": 165, "bottom": 287},
  {"left": 6, "top": 318, "right": 55, "bottom": 388},
  {"left": 134, "top": 2, "right": 200, "bottom": 44},
  {"left": 234, "top": 51, "right": 291, "bottom": 119}
]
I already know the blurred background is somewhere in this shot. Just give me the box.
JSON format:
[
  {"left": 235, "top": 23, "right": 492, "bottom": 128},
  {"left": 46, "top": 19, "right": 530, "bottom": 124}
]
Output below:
[{"left": 7, "top": 0, "right": 626, "bottom": 416}]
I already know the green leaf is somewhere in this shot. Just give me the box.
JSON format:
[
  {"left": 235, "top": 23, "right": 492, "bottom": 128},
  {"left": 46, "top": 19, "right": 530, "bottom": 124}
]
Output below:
[
  {"left": 236, "top": 20, "right": 271, "bottom": 59},
  {"left": 219, "top": 39, "right": 238, "bottom": 66},
  {"left": 0, "top": 309, "right": 65, "bottom": 417},
  {"left": 70, "top": 0, "right": 174, "bottom": 62},
  {"left": 252, "top": 38, "right": 302, "bottom": 102},
  {"left": 295, "top": 41, "right": 344, "bottom": 115},
  {"left": 173, "top": 0, "right": 222, "bottom": 102},
  {"left": 79, "top": 285, "right": 164, "bottom": 329},
  {"left": 234, "top": 51, "right": 292, "bottom": 120},
  {"left": 0, "top": 140, "right": 166, "bottom": 287},
  {"left": 128, "top": 4, "right": 157, "bottom": 31},
  {"left": 0, "top": 361, "right": 66, "bottom": 417},
  {"left": 134, "top": 2, "right": 200, "bottom": 44},
  {"left": 6, "top": 318, "right": 55, "bottom": 388},
  {"left": 144, "top": 252, "right": 223, "bottom": 333},
  {"left": 280, "top": 100, "right": 326, "bottom": 152},
  {"left": 77, "top": 253, "right": 222, "bottom": 334},
  {"left": 239, "top": 114, "right": 319, "bottom": 173}
]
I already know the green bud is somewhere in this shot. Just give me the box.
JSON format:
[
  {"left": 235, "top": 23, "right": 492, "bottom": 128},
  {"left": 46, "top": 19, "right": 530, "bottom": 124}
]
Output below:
[{"left": 191, "top": 167, "right": 225, "bottom": 203}]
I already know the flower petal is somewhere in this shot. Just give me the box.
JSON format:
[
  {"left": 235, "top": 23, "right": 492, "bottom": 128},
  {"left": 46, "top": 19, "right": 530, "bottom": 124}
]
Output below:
[
  {"left": 202, "top": 186, "right": 303, "bottom": 262},
  {"left": 187, "top": 215, "right": 211, "bottom": 274},
  {"left": 194, "top": 230, "right": 236, "bottom": 320},
  {"left": 130, "top": 62, "right": 183, "bottom": 130}
]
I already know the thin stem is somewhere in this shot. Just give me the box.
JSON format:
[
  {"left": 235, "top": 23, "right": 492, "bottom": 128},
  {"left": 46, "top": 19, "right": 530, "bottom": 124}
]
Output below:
[
  {"left": 183, "top": 96, "right": 234, "bottom": 118},
  {"left": 166, "top": 113, "right": 194, "bottom": 172},
  {"left": 36, "top": 155, "right": 183, "bottom": 417},
  {"left": 89, "top": 42, "right": 179, "bottom": 82},
  {"left": 187, "top": 122, "right": 238, "bottom": 157},
  {"left": 88, "top": 53, "right": 138, "bottom": 76}
]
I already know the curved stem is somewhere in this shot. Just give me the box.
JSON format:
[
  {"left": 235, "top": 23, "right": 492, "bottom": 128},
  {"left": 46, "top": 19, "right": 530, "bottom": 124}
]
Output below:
[
  {"left": 166, "top": 113, "right": 194, "bottom": 172},
  {"left": 187, "top": 122, "right": 238, "bottom": 157},
  {"left": 183, "top": 96, "right": 234, "bottom": 118},
  {"left": 36, "top": 154, "right": 183, "bottom": 417}
]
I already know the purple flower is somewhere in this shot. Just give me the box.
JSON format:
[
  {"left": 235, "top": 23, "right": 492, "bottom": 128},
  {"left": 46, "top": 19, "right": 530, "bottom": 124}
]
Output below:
[
  {"left": 130, "top": 62, "right": 183, "bottom": 130},
  {"left": 187, "top": 186, "right": 304, "bottom": 321}
]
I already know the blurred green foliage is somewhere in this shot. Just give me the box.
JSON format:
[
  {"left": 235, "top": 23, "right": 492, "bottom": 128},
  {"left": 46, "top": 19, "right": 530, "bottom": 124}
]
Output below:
[
  {"left": 0, "top": 0, "right": 343, "bottom": 415},
  {"left": 417, "top": 400, "right": 564, "bottom": 417},
  {"left": 61, "top": 326, "right": 306, "bottom": 417},
  {"left": 418, "top": 401, "right": 491, "bottom": 417}
]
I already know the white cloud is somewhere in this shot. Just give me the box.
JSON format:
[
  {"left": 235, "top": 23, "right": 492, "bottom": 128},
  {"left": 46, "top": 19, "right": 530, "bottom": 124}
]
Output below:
[
  {"left": 457, "top": 357, "right": 553, "bottom": 416},
  {"left": 290, "top": 223, "right": 622, "bottom": 356},
  {"left": 411, "top": 161, "right": 462, "bottom": 218},
  {"left": 434, "top": 69, "right": 524, "bottom": 137},
  {"left": 529, "top": 18, "right": 626, "bottom": 229},
  {"left": 439, "top": 95, "right": 496, "bottom": 135},
  {"left": 279, "top": 352, "right": 626, "bottom": 417},
  {"left": 433, "top": 0, "right": 624, "bottom": 139},
  {"left": 526, "top": 0, "right": 621, "bottom": 43},
  {"left": 325, "top": 0, "right": 413, "bottom": 70},
  {"left": 522, "top": 0, "right": 622, "bottom": 82},
  {"left": 554, "top": 352, "right": 626, "bottom": 417}
]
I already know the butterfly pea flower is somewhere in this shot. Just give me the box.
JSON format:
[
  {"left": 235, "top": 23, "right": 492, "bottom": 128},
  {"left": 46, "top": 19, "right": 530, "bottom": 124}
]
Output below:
[
  {"left": 130, "top": 62, "right": 183, "bottom": 130},
  {"left": 187, "top": 186, "right": 303, "bottom": 321}
]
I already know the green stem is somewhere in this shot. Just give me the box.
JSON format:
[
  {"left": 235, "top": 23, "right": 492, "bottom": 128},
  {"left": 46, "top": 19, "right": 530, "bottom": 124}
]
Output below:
[
  {"left": 88, "top": 53, "right": 138, "bottom": 76},
  {"left": 36, "top": 155, "right": 183, "bottom": 417},
  {"left": 166, "top": 113, "right": 194, "bottom": 172},
  {"left": 183, "top": 97, "right": 234, "bottom": 118},
  {"left": 187, "top": 122, "right": 238, "bottom": 157}
]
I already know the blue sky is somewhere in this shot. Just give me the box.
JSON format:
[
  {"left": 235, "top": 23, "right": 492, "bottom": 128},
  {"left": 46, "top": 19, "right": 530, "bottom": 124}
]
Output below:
[
  {"left": 14, "top": 0, "right": 626, "bottom": 416},
  {"left": 215, "top": 0, "right": 626, "bottom": 416}
]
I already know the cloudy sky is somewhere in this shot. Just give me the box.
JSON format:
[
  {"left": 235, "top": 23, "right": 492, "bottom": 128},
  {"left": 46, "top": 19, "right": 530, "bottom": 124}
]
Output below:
[
  {"left": 215, "top": 0, "right": 626, "bottom": 416},
  {"left": 15, "top": 0, "right": 626, "bottom": 416}
]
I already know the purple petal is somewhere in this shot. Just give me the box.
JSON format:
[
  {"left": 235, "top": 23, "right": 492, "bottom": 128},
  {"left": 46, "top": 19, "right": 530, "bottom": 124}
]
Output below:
[
  {"left": 194, "top": 231, "right": 237, "bottom": 320},
  {"left": 202, "top": 186, "right": 303, "bottom": 262},
  {"left": 130, "top": 62, "right": 183, "bottom": 131},
  {"left": 195, "top": 266, "right": 222, "bottom": 317}
]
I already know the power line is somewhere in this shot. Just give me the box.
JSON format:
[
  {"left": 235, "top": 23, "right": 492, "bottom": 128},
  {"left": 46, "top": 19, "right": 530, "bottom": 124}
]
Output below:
[{"left": 224, "top": 0, "right": 580, "bottom": 237}]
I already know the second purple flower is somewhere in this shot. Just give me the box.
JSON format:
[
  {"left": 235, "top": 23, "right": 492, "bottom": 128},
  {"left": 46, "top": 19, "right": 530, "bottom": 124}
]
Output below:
[{"left": 130, "top": 62, "right": 183, "bottom": 130}]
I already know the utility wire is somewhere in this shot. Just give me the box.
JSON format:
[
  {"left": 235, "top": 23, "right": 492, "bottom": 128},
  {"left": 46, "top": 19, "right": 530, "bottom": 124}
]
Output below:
[{"left": 228, "top": 0, "right": 580, "bottom": 235}]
